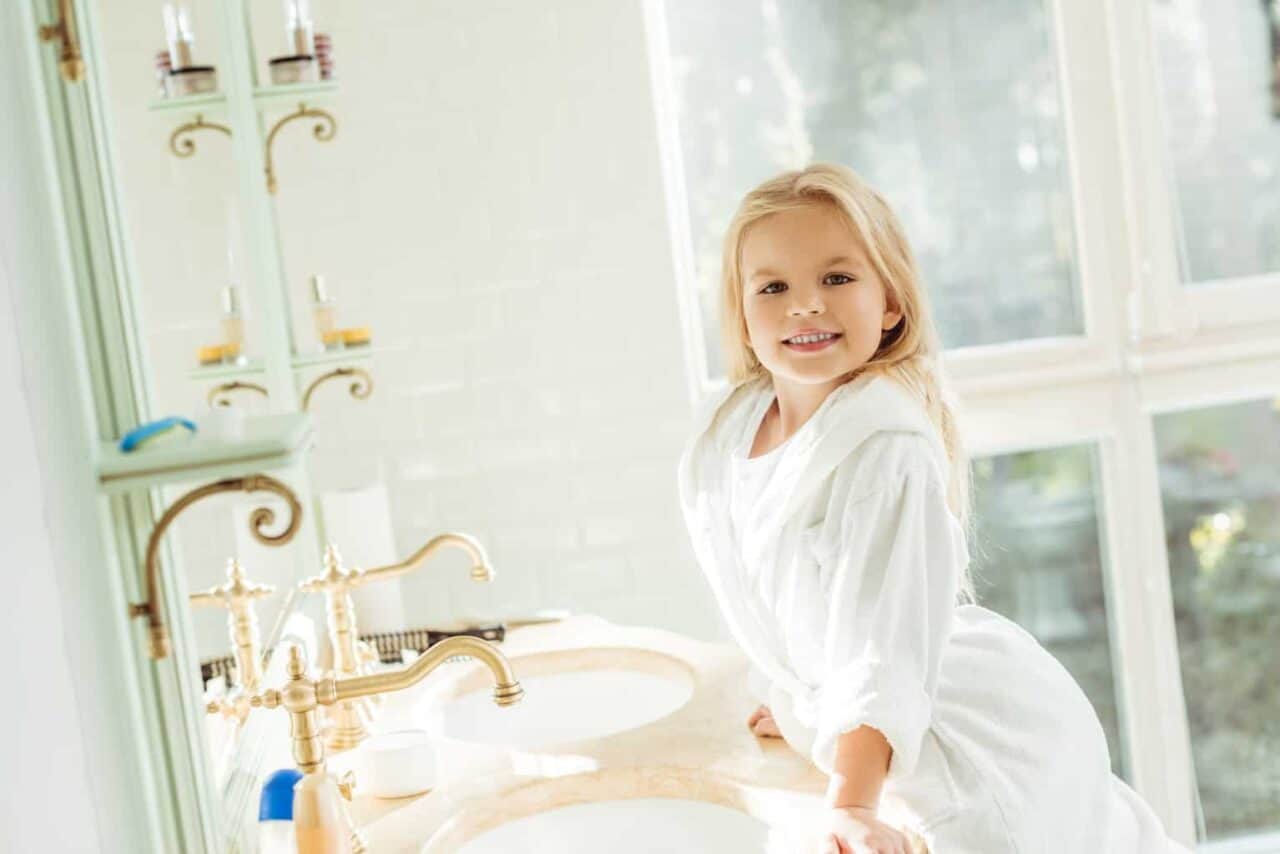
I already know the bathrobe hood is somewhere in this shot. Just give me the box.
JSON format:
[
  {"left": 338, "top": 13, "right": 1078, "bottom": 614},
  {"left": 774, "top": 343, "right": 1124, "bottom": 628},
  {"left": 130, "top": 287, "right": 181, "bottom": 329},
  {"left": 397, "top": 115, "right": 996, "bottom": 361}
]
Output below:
[{"left": 678, "top": 371, "right": 948, "bottom": 534}]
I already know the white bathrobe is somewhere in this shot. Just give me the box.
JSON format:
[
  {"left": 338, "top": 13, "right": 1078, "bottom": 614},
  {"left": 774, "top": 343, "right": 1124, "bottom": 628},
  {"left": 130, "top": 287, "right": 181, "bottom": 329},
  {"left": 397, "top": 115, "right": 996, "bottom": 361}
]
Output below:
[{"left": 677, "top": 372, "right": 1192, "bottom": 853}]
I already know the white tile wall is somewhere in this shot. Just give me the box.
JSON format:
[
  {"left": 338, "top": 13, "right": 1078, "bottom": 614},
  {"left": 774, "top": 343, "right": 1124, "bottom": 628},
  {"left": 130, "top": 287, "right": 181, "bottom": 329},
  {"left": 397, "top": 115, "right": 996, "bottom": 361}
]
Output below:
[{"left": 97, "top": 0, "right": 722, "bottom": 655}]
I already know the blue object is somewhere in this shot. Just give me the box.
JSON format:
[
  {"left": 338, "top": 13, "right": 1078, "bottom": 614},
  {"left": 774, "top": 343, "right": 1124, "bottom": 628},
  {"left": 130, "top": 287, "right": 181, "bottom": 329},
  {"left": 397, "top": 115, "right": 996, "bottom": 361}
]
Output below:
[
  {"left": 118, "top": 416, "right": 197, "bottom": 452},
  {"left": 258, "top": 768, "right": 304, "bottom": 821}
]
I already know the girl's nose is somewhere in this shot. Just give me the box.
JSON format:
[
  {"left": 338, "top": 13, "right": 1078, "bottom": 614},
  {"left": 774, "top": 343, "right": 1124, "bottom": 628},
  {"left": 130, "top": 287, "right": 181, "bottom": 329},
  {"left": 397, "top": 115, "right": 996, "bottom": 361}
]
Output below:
[{"left": 787, "top": 291, "right": 824, "bottom": 315}]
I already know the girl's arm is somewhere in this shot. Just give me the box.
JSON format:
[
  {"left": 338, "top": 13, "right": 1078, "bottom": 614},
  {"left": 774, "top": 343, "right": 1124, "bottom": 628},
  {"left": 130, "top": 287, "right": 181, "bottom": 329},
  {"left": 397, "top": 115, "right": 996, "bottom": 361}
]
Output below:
[
  {"left": 825, "top": 724, "right": 891, "bottom": 809},
  {"left": 808, "top": 436, "right": 965, "bottom": 789}
]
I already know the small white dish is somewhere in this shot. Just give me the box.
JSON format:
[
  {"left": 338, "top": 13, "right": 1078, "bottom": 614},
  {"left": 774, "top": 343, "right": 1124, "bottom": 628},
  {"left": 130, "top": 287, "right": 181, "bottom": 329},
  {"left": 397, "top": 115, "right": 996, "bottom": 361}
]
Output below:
[
  {"left": 360, "top": 729, "right": 435, "bottom": 799},
  {"left": 197, "top": 406, "right": 245, "bottom": 441}
]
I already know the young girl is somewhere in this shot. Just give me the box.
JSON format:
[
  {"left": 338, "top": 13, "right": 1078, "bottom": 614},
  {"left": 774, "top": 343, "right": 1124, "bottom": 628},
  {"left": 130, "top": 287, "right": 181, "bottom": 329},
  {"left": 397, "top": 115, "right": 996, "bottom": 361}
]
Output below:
[{"left": 676, "top": 163, "right": 1192, "bottom": 853}]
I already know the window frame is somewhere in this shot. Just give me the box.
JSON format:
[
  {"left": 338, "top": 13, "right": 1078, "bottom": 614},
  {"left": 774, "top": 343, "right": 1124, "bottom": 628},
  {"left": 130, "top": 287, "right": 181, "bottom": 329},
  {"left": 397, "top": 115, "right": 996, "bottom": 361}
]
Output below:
[{"left": 648, "top": 0, "right": 1280, "bottom": 845}]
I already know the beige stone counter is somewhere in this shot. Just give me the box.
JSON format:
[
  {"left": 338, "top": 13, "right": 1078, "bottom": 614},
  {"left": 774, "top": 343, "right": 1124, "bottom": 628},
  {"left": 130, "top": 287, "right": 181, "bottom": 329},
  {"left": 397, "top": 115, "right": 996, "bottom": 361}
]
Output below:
[{"left": 329, "top": 615, "right": 919, "bottom": 853}]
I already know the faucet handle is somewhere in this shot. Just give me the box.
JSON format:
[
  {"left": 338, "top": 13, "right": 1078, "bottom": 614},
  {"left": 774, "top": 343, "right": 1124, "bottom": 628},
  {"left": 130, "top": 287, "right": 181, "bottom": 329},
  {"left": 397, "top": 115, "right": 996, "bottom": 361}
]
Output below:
[
  {"left": 251, "top": 688, "right": 282, "bottom": 710},
  {"left": 206, "top": 690, "right": 252, "bottom": 724},
  {"left": 298, "top": 543, "right": 361, "bottom": 594},
  {"left": 336, "top": 770, "right": 356, "bottom": 801},
  {"left": 190, "top": 557, "right": 276, "bottom": 608}
]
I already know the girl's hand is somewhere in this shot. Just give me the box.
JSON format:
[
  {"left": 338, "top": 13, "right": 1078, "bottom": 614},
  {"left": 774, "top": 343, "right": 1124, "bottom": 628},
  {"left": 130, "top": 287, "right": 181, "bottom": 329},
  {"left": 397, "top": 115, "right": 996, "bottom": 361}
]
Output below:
[
  {"left": 816, "top": 806, "right": 912, "bottom": 854},
  {"left": 746, "top": 704, "right": 782, "bottom": 738}
]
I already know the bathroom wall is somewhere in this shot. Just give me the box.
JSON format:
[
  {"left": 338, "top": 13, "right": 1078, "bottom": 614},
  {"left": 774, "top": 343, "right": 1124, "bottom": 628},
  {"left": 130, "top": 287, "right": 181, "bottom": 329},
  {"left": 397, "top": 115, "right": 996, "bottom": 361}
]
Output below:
[
  {"left": 94, "top": 0, "right": 720, "bottom": 657},
  {"left": 0, "top": 204, "right": 103, "bottom": 854},
  {"left": 1, "top": 1, "right": 131, "bottom": 846}
]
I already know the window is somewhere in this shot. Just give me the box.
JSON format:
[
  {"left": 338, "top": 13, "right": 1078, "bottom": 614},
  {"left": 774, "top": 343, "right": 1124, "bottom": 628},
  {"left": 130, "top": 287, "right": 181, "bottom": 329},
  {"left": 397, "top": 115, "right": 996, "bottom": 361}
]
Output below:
[
  {"left": 971, "top": 445, "right": 1128, "bottom": 779},
  {"left": 649, "top": 0, "right": 1280, "bottom": 843},
  {"left": 1150, "top": 0, "right": 1280, "bottom": 285},
  {"left": 656, "top": 0, "right": 1081, "bottom": 381},
  {"left": 1153, "top": 399, "right": 1280, "bottom": 841}
]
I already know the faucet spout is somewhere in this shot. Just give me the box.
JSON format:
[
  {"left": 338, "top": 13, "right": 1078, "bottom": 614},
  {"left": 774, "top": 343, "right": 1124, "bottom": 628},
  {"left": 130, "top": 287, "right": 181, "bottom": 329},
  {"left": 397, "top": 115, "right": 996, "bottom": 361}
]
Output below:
[
  {"left": 357, "top": 532, "right": 494, "bottom": 584},
  {"left": 329, "top": 634, "right": 524, "bottom": 706}
]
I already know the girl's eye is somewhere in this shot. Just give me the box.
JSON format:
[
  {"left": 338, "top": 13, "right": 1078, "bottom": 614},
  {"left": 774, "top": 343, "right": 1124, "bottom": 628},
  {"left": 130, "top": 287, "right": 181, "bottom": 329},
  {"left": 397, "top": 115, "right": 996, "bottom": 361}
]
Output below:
[{"left": 757, "top": 273, "right": 854, "bottom": 294}]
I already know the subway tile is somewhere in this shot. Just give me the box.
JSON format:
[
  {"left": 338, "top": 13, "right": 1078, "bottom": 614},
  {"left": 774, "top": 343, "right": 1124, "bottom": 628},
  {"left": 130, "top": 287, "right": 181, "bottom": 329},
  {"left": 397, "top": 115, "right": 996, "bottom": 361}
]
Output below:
[
  {"left": 579, "top": 514, "right": 639, "bottom": 549},
  {"left": 539, "top": 553, "right": 630, "bottom": 600}
]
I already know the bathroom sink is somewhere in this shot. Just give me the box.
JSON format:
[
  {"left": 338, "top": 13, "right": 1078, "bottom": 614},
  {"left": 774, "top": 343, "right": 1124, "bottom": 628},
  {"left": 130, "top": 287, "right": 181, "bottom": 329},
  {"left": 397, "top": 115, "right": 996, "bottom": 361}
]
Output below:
[
  {"left": 420, "top": 647, "right": 695, "bottom": 749},
  {"left": 453, "top": 798, "right": 769, "bottom": 853}
]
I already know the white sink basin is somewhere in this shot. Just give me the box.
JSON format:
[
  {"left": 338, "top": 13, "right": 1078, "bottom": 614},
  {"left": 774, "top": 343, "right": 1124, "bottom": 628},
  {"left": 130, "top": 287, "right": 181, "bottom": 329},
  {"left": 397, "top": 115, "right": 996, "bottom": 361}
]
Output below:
[
  {"left": 421, "top": 648, "right": 695, "bottom": 749},
  {"left": 453, "top": 798, "right": 769, "bottom": 853}
]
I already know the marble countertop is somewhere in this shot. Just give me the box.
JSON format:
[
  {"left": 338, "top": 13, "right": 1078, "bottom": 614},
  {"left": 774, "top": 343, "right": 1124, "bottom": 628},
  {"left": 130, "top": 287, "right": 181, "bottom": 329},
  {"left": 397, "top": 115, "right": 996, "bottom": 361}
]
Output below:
[{"left": 327, "top": 614, "right": 839, "bottom": 852}]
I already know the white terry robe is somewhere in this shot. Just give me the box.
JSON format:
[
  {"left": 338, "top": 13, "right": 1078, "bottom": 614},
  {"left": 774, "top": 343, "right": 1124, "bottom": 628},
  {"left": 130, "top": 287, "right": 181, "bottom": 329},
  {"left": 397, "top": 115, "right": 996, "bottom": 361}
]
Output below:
[{"left": 677, "top": 372, "right": 1192, "bottom": 853}]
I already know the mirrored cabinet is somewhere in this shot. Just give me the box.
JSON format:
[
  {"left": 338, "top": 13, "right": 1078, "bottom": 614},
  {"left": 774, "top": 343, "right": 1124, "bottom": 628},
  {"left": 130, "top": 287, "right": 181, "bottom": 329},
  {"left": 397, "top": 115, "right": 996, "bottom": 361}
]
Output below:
[{"left": 111, "top": 0, "right": 375, "bottom": 416}]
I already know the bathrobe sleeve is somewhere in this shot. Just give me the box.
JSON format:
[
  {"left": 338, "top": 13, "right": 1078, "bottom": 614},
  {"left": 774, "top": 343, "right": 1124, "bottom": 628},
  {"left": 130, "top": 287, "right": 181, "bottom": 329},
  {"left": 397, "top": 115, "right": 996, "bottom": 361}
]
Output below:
[{"left": 809, "top": 436, "right": 965, "bottom": 780}]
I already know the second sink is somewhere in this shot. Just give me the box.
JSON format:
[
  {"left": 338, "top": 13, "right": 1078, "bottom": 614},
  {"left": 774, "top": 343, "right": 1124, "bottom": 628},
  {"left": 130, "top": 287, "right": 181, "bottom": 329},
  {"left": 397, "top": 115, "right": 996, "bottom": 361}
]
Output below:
[
  {"left": 454, "top": 797, "right": 769, "bottom": 853},
  {"left": 419, "top": 646, "right": 695, "bottom": 749}
]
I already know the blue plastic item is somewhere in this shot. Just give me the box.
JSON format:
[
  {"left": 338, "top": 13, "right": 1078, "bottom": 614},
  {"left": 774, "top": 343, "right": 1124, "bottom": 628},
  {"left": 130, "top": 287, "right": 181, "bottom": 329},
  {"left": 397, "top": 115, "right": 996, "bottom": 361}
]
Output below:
[
  {"left": 259, "top": 768, "right": 304, "bottom": 821},
  {"left": 118, "top": 416, "right": 197, "bottom": 452}
]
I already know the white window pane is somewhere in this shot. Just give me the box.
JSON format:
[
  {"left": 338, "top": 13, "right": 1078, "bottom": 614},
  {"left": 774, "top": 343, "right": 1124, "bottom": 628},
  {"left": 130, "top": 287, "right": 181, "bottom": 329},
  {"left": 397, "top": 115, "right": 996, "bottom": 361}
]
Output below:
[
  {"left": 661, "top": 0, "right": 1083, "bottom": 379},
  {"left": 970, "top": 445, "right": 1128, "bottom": 779},
  {"left": 1150, "top": 0, "right": 1280, "bottom": 283},
  {"left": 1153, "top": 399, "right": 1280, "bottom": 841}
]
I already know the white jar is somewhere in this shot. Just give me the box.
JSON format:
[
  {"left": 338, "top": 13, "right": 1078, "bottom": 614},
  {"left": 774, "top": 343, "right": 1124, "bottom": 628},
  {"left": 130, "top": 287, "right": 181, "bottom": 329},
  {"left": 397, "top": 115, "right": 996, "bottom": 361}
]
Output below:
[{"left": 360, "top": 730, "right": 436, "bottom": 799}]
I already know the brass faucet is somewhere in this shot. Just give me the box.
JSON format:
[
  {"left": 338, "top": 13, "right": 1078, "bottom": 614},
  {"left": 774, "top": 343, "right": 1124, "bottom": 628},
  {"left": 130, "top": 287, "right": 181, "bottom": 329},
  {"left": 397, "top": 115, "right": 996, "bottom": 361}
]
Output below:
[
  {"left": 190, "top": 557, "right": 275, "bottom": 693},
  {"left": 252, "top": 637, "right": 522, "bottom": 851},
  {"left": 297, "top": 534, "right": 494, "bottom": 750}
]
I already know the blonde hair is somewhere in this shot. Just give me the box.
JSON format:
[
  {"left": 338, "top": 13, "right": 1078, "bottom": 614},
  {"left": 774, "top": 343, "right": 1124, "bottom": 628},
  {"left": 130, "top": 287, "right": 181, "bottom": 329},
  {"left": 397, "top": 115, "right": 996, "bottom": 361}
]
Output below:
[{"left": 720, "top": 163, "right": 973, "bottom": 597}]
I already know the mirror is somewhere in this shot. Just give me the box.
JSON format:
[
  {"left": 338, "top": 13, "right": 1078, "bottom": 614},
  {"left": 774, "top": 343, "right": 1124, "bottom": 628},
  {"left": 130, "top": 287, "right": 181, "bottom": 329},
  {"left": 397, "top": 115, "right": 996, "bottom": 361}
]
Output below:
[{"left": 86, "top": 0, "right": 714, "bottom": 843}]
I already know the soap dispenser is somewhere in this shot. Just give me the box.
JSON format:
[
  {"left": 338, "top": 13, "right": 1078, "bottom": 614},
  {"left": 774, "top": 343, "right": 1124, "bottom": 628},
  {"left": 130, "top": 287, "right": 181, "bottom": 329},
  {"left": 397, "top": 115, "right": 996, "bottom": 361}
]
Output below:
[
  {"left": 258, "top": 768, "right": 302, "bottom": 854},
  {"left": 293, "top": 771, "right": 355, "bottom": 854}
]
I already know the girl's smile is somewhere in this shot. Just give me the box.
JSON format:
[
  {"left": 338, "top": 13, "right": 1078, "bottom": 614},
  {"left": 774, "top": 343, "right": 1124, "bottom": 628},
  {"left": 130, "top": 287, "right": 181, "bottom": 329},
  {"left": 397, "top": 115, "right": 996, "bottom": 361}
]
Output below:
[{"left": 781, "top": 328, "right": 844, "bottom": 352}]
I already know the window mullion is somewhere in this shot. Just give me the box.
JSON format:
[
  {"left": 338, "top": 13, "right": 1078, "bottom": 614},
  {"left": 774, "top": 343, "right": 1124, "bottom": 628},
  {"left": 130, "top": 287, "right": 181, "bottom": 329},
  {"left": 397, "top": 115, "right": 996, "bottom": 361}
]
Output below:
[
  {"left": 1105, "top": 0, "right": 1197, "bottom": 342},
  {"left": 1103, "top": 379, "right": 1198, "bottom": 840}
]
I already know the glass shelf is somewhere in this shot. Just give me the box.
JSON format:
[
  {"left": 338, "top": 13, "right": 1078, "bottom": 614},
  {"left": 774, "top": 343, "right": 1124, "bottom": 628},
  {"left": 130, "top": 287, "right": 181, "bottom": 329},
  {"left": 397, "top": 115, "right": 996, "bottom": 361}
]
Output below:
[
  {"left": 186, "top": 348, "right": 377, "bottom": 382},
  {"left": 146, "top": 80, "right": 338, "bottom": 118},
  {"left": 188, "top": 357, "right": 266, "bottom": 381},
  {"left": 290, "top": 345, "right": 377, "bottom": 370},
  {"left": 252, "top": 80, "right": 339, "bottom": 111},
  {"left": 148, "top": 91, "right": 228, "bottom": 114},
  {"left": 96, "top": 412, "right": 313, "bottom": 494}
]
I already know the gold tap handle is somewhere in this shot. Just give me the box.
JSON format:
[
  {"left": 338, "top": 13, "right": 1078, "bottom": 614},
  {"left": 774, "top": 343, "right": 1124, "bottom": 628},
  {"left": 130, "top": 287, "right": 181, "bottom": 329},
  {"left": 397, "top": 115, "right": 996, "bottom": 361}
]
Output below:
[
  {"left": 205, "top": 691, "right": 252, "bottom": 724},
  {"left": 356, "top": 531, "right": 495, "bottom": 585},
  {"left": 190, "top": 558, "right": 277, "bottom": 692},
  {"left": 189, "top": 558, "right": 276, "bottom": 608},
  {"left": 336, "top": 770, "right": 355, "bottom": 801}
]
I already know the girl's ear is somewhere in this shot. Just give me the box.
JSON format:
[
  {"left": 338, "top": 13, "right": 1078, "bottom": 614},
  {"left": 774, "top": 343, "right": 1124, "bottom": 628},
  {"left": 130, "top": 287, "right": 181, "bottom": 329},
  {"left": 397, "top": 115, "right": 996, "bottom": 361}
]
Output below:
[{"left": 882, "top": 291, "right": 904, "bottom": 331}]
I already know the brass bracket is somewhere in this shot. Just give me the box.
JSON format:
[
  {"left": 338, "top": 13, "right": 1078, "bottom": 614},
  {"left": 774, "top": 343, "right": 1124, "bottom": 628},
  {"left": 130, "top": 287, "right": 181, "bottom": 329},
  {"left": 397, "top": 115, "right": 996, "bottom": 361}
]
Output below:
[
  {"left": 301, "top": 366, "right": 373, "bottom": 411},
  {"left": 128, "top": 475, "right": 302, "bottom": 660},
  {"left": 207, "top": 379, "right": 269, "bottom": 408},
  {"left": 37, "top": 0, "right": 84, "bottom": 83},
  {"left": 169, "top": 114, "right": 232, "bottom": 158},
  {"left": 264, "top": 103, "right": 338, "bottom": 194}
]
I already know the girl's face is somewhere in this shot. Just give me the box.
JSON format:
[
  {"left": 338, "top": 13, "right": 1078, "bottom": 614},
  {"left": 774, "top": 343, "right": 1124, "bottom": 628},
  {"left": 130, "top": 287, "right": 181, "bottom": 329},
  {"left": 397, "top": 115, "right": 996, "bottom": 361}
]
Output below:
[{"left": 740, "top": 203, "right": 902, "bottom": 388}]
